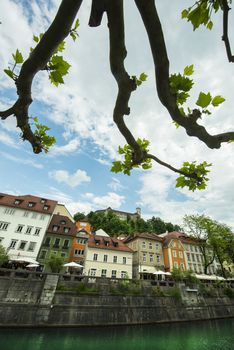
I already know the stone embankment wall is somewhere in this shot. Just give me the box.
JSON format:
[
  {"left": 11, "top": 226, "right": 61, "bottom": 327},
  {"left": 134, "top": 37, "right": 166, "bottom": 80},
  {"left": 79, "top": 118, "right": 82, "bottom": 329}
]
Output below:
[{"left": 0, "top": 269, "right": 233, "bottom": 327}]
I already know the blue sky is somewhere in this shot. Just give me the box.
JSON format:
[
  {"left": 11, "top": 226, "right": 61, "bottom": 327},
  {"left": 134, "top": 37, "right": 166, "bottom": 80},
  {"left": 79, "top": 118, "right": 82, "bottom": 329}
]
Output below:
[{"left": 0, "top": 0, "right": 233, "bottom": 228}]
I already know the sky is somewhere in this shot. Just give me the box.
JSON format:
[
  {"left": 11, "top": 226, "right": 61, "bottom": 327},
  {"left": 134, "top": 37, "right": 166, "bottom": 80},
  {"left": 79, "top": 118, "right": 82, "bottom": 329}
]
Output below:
[{"left": 0, "top": 0, "right": 233, "bottom": 229}]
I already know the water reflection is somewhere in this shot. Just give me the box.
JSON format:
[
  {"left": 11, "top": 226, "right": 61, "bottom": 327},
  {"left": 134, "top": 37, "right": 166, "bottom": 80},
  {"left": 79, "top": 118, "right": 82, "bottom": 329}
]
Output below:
[{"left": 0, "top": 318, "right": 234, "bottom": 350}]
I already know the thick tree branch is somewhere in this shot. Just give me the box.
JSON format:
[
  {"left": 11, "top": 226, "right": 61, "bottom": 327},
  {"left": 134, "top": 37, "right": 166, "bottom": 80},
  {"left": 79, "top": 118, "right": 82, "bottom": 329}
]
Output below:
[
  {"left": 222, "top": 0, "right": 234, "bottom": 62},
  {"left": 0, "top": 0, "right": 83, "bottom": 153},
  {"left": 105, "top": 0, "right": 143, "bottom": 162},
  {"left": 134, "top": 0, "right": 234, "bottom": 149},
  {"left": 89, "top": 0, "right": 106, "bottom": 27}
]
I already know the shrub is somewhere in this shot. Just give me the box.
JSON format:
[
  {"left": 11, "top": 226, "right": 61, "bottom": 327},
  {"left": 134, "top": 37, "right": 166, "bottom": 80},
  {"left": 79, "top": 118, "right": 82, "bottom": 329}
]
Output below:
[
  {"left": 223, "top": 287, "right": 234, "bottom": 298},
  {"left": 168, "top": 287, "right": 182, "bottom": 301}
]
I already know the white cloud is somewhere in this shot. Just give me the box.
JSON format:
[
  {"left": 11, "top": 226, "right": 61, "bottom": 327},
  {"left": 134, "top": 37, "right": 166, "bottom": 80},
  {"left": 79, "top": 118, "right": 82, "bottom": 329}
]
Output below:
[
  {"left": 48, "top": 139, "right": 80, "bottom": 157},
  {"left": 0, "top": 131, "right": 20, "bottom": 149},
  {"left": 49, "top": 169, "right": 91, "bottom": 188},
  {"left": 108, "top": 178, "right": 125, "bottom": 192},
  {"left": 0, "top": 151, "right": 43, "bottom": 169}
]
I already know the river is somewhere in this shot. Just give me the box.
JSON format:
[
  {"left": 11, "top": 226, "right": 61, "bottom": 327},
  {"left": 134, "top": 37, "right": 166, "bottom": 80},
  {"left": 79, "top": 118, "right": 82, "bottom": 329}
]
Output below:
[{"left": 0, "top": 318, "right": 233, "bottom": 350}]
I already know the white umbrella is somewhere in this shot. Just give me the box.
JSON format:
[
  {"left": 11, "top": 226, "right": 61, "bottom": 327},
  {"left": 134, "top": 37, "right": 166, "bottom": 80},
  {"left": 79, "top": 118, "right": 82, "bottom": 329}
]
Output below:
[
  {"left": 26, "top": 263, "right": 39, "bottom": 268},
  {"left": 63, "top": 261, "right": 83, "bottom": 268},
  {"left": 153, "top": 270, "right": 169, "bottom": 275},
  {"left": 12, "top": 257, "right": 39, "bottom": 264}
]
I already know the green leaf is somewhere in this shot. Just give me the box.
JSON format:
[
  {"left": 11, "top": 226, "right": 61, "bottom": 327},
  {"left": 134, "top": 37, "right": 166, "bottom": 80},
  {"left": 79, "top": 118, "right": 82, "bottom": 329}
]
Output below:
[
  {"left": 33, "top": 35, "right": 39, "bottom": 43},
  {"left": 70, "top": 31, "right": 78, "bottom": 42},
  {"left": 139, "top": 72, "right": 148, "bottom": 82},
  {"left": 196, "top": 92, "right": 212, "bottom": 108},
  {"left": 49, "top": 71, "right": 64, "bottom": 86},
  {"left": 111, "top": 161, "right": 123, "bottom": 173},
  {"left": 177, "top": 91, "right": 189, "bottom": 105},
  {"left": 12, "top": 49, "right": 23, "bottom": 64},
  {"left": 207, "top": 20, "right": 213, "bottom": 30},
  {"left": 74, "top": 18, "right": 79, "bottom": 30},
  {"left": 4, "top": 68, "right": 14, "bottom": 80},
  {"left": 50, "top": 55, "right": 71, "bottom": 76},
  {"left": 181, "top": 9, "right": 188, "bottom": 19},
  {"left": 183, "top": 64, "right": 194, "bottom": 76},
  {"left": 211, "top": 95, "right": 225, "bottom": 107}
]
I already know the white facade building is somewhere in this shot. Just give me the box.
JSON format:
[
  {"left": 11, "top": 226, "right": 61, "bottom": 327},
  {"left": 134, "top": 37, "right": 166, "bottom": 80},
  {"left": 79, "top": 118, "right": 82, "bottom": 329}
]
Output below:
[
  {"left": 0, "top": 193, "right": 57, "bottom": 262},
  {"left": 84, "top": 234, "right": 133, "bottom": 279}
]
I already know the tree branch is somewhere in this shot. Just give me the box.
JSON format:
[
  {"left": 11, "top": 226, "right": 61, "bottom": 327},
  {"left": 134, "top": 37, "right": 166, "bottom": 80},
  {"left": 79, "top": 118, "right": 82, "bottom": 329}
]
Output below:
[
  {"left": 104, "top": 0, "right": 143, "bottom": 162},
  {"left": 134, "top": 0, "right": 234, "bottom": 149},
  {"left": 146, "top": 153, "right": 202, "bottom": 182},
  {"left": 222, "top": 0, "right": 234, "bottom": 62},
  {"left": 89, "top": 0, "right": 106, "bottom": 27},
  {"left": 0, "top": 0, "right": 83, "bottom": 153}
]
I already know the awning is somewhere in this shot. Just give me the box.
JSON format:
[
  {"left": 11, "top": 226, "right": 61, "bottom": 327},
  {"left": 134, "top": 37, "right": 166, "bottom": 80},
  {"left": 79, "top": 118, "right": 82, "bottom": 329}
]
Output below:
[
  {"left": 11, "top": 257, "right": 39, "bottom": 264},
  {"left": 63, "top": 261, "right": 83, "bottom": 268},
  {"left": 153, "top": 270, "right": 171, "bottom": 275},
  {"left": 139, "top": 266, "right": 157, "bottom": 273},
  {"left": 195, "top": 274, "right": 225, "bottom": 280}
]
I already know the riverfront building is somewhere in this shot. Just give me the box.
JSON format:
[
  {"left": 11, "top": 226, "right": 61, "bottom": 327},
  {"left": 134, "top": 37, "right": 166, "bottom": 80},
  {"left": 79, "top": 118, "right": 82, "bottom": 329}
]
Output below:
[
  {"left": 37, "top": 214, "right": 77, "bottom": 271},
  {"left": 84, "top": 232, "right": 133, "bottom": 279},
  {"left": 0, "top": 193, "right": 57, "bottom": 262},
  {"left": 124, "top": 233, "right": 164, "bottom": 279}
]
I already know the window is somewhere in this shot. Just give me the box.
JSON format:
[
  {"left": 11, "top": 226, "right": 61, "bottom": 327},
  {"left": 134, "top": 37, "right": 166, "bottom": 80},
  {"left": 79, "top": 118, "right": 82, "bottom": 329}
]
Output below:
[
  {"left": 23, "top": 211, "right": 29, "bottom": 217},
  {"left": 16, "top": 224, "right": 24, "bottom": 233},
  {"left": 149, "top": 242, "right": 152, "bottom": 249},
  {"left": 143, "top": 253, "right": 146, "bottom": 262},
  {"left": 61, "top": 252, "right": 66, "bottom": 258},
  {"left": 113, "top": 256, "right": 117, "bottom": 263},
  {"left": 40, "top": 214, "right": 45, "bottom": 220},
  {"left": 25, "top": 226, "right": 33, "bottom": 234},
  {"left": 14, "top": 199, "right": 21, "bottom": 205},
  {"left": 150, "top": 254, "right": 154, "bottom": 262},
  {"left": 32, "top": 213, "right": 38, "bottom": 219},
  {"left": 4, "top": 208, "right": 15, "bottom": 215},
  {"left": 40, "top": 198, "right": 46, "bottom": 204},
  {"left": 142, "top": 241, "right": 146, "bottom": 249},
  {"left": 190, "top": 245, "right": 194, "bottom": 252},
  {"left": 40, "top": 250, "right": 47, "bottom": 259},
  {"left": 103, "top": 254, "right": 108, "bottom": 262},
  {"left": 9, "top": 239, "right": 17, "bottom": 249},
  {"left": 174, "top": 262, "right": 178, "bottom": 268},
  {"left": 187, "top": 253, "right": 191, "bottom": 261},
  {"left": 0, "top": 221, "right": 9, "bottom": 230},
  {"left": 64, "top": 227, "right": 70, "bottom": 233},
  {"left": 101, "top": 269, "right": 107, "bottom": 277},
  {"left": 19, "top": 241, "right": 27, "bottom": 250},
  {"left": 192, "top": 253, "right": 195, "bottom": 262},
  {"left": 123, "top": 257, "right": 126, "bottom": 264},
  {"left": 28, "top": 202, "right": 35, "bottom": 208},
  {"left": 155, "top": 243, "right": 159, "bottom": 250},
  {"left": 43, "top": 205, "right": 49, "bottom": 211},
  {"left": 121, "top": 271, "right": 127, "bottom": 279},
  {"left": 60, "top": 220, "right": 66, "bottom": 225},
  {"left": 74, "top": 249, "right": 84, "bottom": 256},
  {"left": 34, "top": 228, "right": 41, "bottom": 236},
  {"left": 111, "top": 270, "right": 117, "bottom": 279},
  {"left": 44, "top": 237, "right": 51, "bottom": 246},
  {"left": 90, "top": 269, "right": 96, "bottom": 276},
  {"left": 93, "top": 253, "right": 98, "bottom": 261},
  {"left": 52, "top": 225, "right": 59, "bottom": 232},
  {"left": 63, "top": 239, "right": 69, "bottom": 248},
  {"left": 172, "top": 250, "right": 177, "bottom": 258},
  {"left": 180, "top": 263, "right": 185, "bottom": 270},
  {"left": 53, "top": 238, "right": 60, "bottom": 248},
  {"left": 156, "top": 255, "right": 160, "bottom": 263},
  {"left": 196, "top": 255, "right": 200, "bottom": 262},
  {"left": 28, "top": 242, "right": 36, "bottom": 251},
  {"left": 179, "top": 251, "right": 183, "bottom": 258}
]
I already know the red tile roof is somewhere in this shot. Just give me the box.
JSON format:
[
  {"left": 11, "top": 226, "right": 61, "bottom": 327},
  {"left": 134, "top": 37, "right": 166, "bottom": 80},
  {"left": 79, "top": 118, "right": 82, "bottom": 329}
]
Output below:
[
  {"left": 124, "top": 232, "right": 163, "bottom": 243},
  {"left": 0, "top": 192, "right": 57, "bottom": 215},
  {"left": 88, "top": 235, "right": 133, "bottom": 253},
  {"left": 162, "top": 231, "right": 204, "bottom": 246},
  {"left": 46, "top": 214, "right": 77, "bottom": 237}
]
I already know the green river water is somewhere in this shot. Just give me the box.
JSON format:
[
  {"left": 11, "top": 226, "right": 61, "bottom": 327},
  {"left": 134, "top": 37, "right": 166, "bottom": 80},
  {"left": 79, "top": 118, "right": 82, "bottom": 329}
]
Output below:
[{"left": 0, "top": 318, "right": 233, "bottom": 350}]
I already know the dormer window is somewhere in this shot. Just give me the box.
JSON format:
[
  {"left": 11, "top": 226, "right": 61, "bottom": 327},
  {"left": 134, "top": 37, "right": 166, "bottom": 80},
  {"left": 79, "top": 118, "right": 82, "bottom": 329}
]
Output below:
[
  {"left": 52, "top": 225, "right": 59, "bottom": 232},
  {"left": 40, "top": 198, "right": 46, "bottom": 204},
  {"left": 95, "top": 239, "right": 100, "bottom": 245},
  {"left": 14, "top": 199, "right": 21, "bottom": 205},
  {"left": 104, "top": 240, "right": 109, "bottom": 246},
  {"left": 113, "top": 242, "right": 118, "bottom": 247},
  {"left": 28, "top": 202, "right": 35, "bottom": 208},
  {"left": 43, "top": 205, "right": 49, "bottom": 211},
  {"left": 64, "top": 227, "right": 70, "bottom": 233},
  {"left": 60, "top": 220, "right": 66, "bottom": 225}
]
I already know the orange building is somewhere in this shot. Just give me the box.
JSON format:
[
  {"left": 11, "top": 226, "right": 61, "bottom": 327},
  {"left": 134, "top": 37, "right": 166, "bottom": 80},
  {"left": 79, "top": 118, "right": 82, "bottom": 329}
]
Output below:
[
  {"left": 162, "top": 232, "right": 187, "bottom": 272},
  {"left": 70, "top": 220, "right": 92, "bottom": 264}
]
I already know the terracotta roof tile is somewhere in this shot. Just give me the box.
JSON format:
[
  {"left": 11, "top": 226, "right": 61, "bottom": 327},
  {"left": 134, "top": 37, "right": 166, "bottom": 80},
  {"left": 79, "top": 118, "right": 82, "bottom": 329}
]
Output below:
[
  {"left": 88, "top": 235, "right": 133, "bottom": 253},
  {"left": 0, "top": 192, "right": 57, "bottom": 215},
  {"left": 47, "top": 214, "right": 77, "bottom": 237}
]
